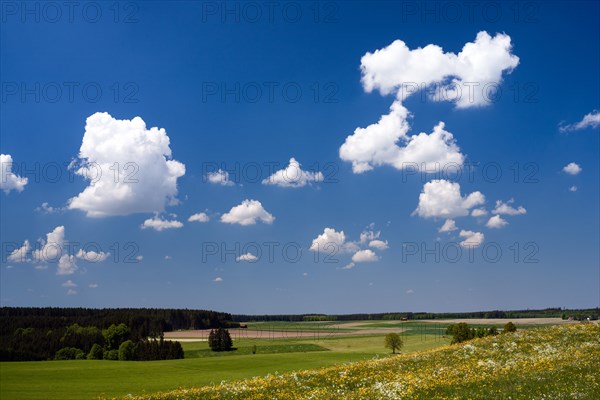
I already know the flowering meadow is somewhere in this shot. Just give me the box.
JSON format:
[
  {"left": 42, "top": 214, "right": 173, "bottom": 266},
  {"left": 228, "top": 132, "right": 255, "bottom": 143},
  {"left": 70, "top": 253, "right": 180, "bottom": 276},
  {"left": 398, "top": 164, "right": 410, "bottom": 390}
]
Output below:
[{"left": 120, "top": 324, "right": 599, "bottom": 400}]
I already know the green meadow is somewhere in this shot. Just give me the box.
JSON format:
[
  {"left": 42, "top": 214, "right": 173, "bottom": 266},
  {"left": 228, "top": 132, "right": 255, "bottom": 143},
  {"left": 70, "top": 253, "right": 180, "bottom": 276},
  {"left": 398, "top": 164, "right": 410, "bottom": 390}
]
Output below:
[{"left": 0, "top": 321, "right": 448, "bottom": 400}]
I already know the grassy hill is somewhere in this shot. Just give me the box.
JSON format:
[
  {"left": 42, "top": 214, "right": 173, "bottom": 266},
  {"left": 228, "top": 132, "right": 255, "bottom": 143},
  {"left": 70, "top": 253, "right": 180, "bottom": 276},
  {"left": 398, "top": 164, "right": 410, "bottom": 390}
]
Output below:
[{"left": 121, "top": 324, "right": 599, "bottom": 400}]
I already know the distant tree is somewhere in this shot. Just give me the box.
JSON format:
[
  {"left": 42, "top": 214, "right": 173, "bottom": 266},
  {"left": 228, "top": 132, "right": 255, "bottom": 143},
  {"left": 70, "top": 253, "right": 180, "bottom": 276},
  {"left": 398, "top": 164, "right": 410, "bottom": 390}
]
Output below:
[
  {"left": 87, "top": 343, "right": 104, "bottom": 360},
  {"left": 209, "top": 328, "right": 233, "bottom": 351},
  {"left": 61, "top": 324, "right": 103, "bottom": 353},
  {"left": 503, "top": 322, "right": 517, "bottom": 333},
  {"left": 450, "top": 323, "right": 474, "bottom": 344},
  {"left": 487, "top": 326, "right": 499, "bottom": 336},
  {"left": 14, "top": 327, "right": 34, "bottom": 336},
  {"left": 102, "top": 323, "right": 130, "bottom": 350},
  {"left": 384, "top": 333, "right": 404, "bottom": 354},
  {"left": 475, "top": 327, "right": 487, "bottom": 338},
  {"left": 55, "top": 347, "right": 85, "bottom": 360},
  {"left": 118, "top": 340, "right": 135, "bottom": 361},
  {"left": 103, "top": 349, "right": 119, "bottom": 360}
]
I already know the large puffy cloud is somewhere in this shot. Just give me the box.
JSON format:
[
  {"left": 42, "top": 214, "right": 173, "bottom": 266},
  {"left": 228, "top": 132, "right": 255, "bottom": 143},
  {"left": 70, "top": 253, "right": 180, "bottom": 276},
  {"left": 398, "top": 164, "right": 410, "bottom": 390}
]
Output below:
[
  {"left": 360, "top": 31, "right": 519, "bottom": 107},
  {"left": 414, "top": 180, "right": 485, "bottom": 219},
  {"left": 339, "top": 103, "right": 464, "bottom": 173},
  {"left": 340, "top": 32, "right": 518, "bottom": 173},
  {"left": 559, "top": 110, "right": 600, "bottom": 132},
  {"left": 221, "top": 199, "right": 274, "bottom": 226},
  {"left": 262, "top": 158, "right": 324, "bottom": 188},
  {"left": 28, "top": 226, "right": 79, "bottom": 275},
  {"left": 141, "top": 216, "right": 184, "bottom": 231},
  {"left": 0, "top": 154, "right": 28, "bottom": 194},
  {"left": 68, "top": 112, "right": 185, "bottom": 217},
  {"left": 492, "top": 199, "right": 526, "bottom": 216},
  {"left": 562, "top": 162, "right": 582, "bottom": 175},
  {"left": 32, "top": 226, "right": 66, "bottom": 263}
]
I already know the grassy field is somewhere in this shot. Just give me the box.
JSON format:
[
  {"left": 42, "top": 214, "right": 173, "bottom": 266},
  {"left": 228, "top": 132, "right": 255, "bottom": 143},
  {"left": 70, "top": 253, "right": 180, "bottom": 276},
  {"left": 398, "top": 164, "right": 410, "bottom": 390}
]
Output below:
[
  {"left": 118, "top": 324, "right": 600, "bottom": 400},
  {"left": 0, "top": 324, "right": 447, "bottom": 400},
  {"left": 1, "top": 319, "right": 586, "bottom": 400}
]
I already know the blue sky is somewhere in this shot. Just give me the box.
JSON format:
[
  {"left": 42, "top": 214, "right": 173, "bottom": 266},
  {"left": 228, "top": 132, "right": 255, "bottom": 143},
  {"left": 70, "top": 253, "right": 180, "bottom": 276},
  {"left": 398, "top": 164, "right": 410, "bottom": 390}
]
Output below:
[{"left": 1, "top": 1, "right": 598, "bottom": 314}]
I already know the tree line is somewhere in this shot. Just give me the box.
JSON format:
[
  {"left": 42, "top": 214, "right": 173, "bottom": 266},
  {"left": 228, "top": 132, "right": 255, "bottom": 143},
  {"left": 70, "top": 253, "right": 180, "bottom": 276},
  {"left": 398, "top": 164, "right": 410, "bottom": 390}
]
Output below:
[
  {"left": 51, "top": 323, "right": 184, "bottom": 361},
  {"left": 1, "top": 307, "right": 238, "bottom": 361},
  {"left": 446, "top": 322, "right": 517, "bottom": 344},
  {"left": 232, "top": 308, "right": 598, "bottom": 322}
]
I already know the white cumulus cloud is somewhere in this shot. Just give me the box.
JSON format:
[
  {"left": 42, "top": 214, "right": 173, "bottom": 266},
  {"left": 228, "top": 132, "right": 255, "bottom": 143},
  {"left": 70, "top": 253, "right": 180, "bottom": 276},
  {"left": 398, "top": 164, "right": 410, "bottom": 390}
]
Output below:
[
  {"left": 62, "top": 280, "right": 77, "bottom": 287},
  {"left": 360, "top": 31, "right": 519, "bottom": 107},
  {"left": 262, "top": 158, "right": 324, "bottom": 188},
  {"left": 369, "top": 240, "right": 389, "bottom": 250},
  {"left": 32, "top": 226, "right": 66, "bottom": 263},
  {"left": 414, "top": 180, "right": 485, "bottom": 219},
  {"left": 310, "top": 228, "right": 357, "bottom": 253},
  {"left": 569, "top": 185, "right": 578, "bottom": 192},
  {"left": 1, "top": 154, "right": 28, "bottom": 194},
  {"left": 236, "top": 253, "right": 258, "bottom": 262},
  {"left": 340, "top": 31, "right": 518, "bottom": 174},
  {"left": 207, "top": 169, "right": 235, "bottom": 186},
  {"left": 17, "top": 226, "right": 80, "bottom": 275},
  {"left": 68, "top": 112, "right": 185, "bottom": 217},
  {"left": 471, "top": 208, "right": 488, "bottom": 217},
  {"left": 188, "top": 212, "right": 210, "bottom": 223},
  {"left": 141, "top": 216, "right": 183, "bottom": 231},
  {"left": 492, "top": 199, "right": 526, "bottom": 216},
  {"left": 352, "top": 249, "right": 380, "bottom": 263},
  {"left": 8, "top": 240, "right": 31, "bottom": 263},
  {"left": 563, "top": 162, "right": 582, "bottom": 175},
  {"left": 438, "top": 219, "right": 458, "bottom": 232},
  {"left": 486, "top": 215, "right": 508, "bottom": 229},
  {"left": 57, "top": 255, "right": 78, "bottom": 275},
  {"left": 221, "top": 199, "right": 274, "bottom": 226},
  {"left": 459, "top": 230, "right": 484, "bottom": 248},
  {"left": 75, "top": 249, "right": 110, "bottom": 262},
  {"left": 359, "top": 227, "right": 380, "bottom": 244}
]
